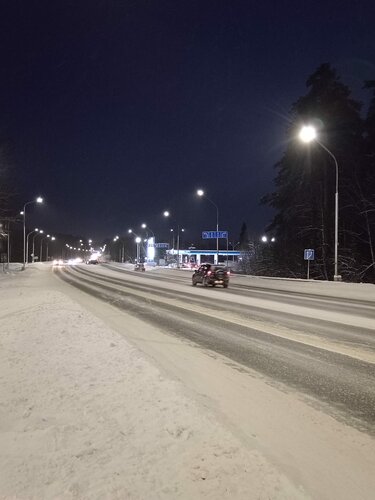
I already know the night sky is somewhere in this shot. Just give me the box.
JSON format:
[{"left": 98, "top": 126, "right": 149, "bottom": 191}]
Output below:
[{"left": 1, "top": 0, "right": 374, "bottom": 246}]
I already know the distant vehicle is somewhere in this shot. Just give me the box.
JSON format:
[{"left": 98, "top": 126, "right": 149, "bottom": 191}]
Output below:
[
  {"left": 87, "top": 251, "right": 101, "bottom": 264},
  {"left": 52, "top": 259, "right": 64, "bottom": 266},
  {"left": 134, "top": 263, "right": 145, "bottom": 271},
  {"left": 192, "top": 264, "right": 230, "bottom": 288}
]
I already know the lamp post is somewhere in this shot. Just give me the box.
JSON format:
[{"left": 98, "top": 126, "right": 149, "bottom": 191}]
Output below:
[
  {"left": 141, "top": 223, "right": 155, "bottom": 238},
  {"left": 197, "top": 189, "right": 220, "bottom": 264},
  {"left": 135, "top": 237, "right": 141, "bottom": 262},
  {"left": 141, "top": 224, "right": 156, "bottom": 263},
  {"left": 32, "top": 229, "right": 43, "bottom": 262},
  {"left": 22, "top": 196, "right": 43, "bottom": 269},
  {"left": 114, "top": 235, "right": 126, "bottom": 262},
  {"left": 40, "top": 234, "right": 50, "bottom": 262},
  {"left": 129, "top": 229, "right": 142, "bottom": 262},
  {"left": 46, "top": 236, "right": 55, "bottom": 262},
  {"left": 26, "top": 228, "right": 38, "bottom": 264},
  {"left": 163, "top": 211, "right": 184, "bottom": 268},
  {"left": 299, "top": 125, "right": 341, "bottom": 281},
  {"left": 229, "top": 241, "right": 240, "bottom": 262}
]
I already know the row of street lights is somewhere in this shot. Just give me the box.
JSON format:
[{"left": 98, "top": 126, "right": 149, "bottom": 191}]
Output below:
[
  {"left": 25, "top": 228, "right": 56, "bottom": 263},
  {"left": 108, "top": 125, "right": 339, "bottom": 278},
  {"left": 18, "top": 196, "right": 63, "bottom": 265}
]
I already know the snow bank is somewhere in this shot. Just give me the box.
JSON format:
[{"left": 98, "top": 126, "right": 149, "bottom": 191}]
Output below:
[{"left": 0, "top": 267, "right": 304, "bottom": 499}]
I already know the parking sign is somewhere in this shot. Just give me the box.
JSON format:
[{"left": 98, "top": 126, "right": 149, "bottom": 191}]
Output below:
[{"left": 304, "top": 249, "right": 315, "bottom": 260}]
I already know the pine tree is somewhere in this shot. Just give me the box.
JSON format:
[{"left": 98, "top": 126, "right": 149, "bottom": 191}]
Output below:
[{"left": 357, "top": 81, "right": 375, "bottom": 280}]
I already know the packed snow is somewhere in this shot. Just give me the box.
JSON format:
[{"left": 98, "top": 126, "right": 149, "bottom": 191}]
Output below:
[
  {"left": 1, "top": 265, "right": 308, "bottom": 499},
  {"left": 1, "top": 264, "right": 375, "bottom": 499}
]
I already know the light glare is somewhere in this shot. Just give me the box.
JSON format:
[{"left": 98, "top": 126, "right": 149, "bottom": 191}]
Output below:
[{"left": 299, "top": 125, "right": 317, "bottom": 143}]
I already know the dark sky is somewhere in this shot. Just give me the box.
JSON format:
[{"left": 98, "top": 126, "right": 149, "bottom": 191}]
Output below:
[{"left": 1, "top": 0, "right": 374, "bottom": 245}]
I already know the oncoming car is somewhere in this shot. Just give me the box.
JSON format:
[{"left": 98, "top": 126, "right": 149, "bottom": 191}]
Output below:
[
  {"left": 52, "top": 259, "right": 64, "bottom": 266},
  {"left": 192, "top": 264, "right": 230, "bottom": 288}
]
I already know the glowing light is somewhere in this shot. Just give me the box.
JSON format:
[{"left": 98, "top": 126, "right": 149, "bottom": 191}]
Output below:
[
  {"left": 299, "top": 125, "right": 317, "bottom": 143},
  {"left": 197, "top": 189, "right": 204, "bottom": 196}
]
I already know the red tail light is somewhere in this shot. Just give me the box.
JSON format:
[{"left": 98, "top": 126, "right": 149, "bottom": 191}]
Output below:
[
  {"left": 226, "top": 271, "right": 230, "bottom": 275},
  {"left": 206, "top": 271, "right": 212, "bottom": 275}
]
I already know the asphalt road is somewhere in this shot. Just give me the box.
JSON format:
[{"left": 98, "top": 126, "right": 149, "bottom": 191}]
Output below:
[{"left": 55, "top": 263, "right": 375, "bottom": 435}]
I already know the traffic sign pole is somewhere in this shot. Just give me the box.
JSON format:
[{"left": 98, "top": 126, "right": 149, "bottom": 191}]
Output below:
[{"left": 304, "top": 248, "right": 315, "bottom": 279}]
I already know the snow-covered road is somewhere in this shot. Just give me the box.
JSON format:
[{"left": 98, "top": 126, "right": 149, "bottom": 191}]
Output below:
[{"left": 1, "top": 263, "right": 374, "bottom": 499}]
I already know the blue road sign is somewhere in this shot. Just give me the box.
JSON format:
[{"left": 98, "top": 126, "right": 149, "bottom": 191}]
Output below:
[
  {"left": 304, "top": 249, "right": 315, "bottom": 260},
  {"left": 202, "top": 231, "right": 228, "bottom": 239},
  {"left": 155, "top": 243, "right": 169, "bottom": 248}
]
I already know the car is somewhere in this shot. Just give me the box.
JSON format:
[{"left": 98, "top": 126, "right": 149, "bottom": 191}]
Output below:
[
  {"left": 192, "top": 263, "right": 230, "bottom": 288},
  {"left": 52, "top": 259, "right": 64, "bottom": 266},
  {"left": 134, "top": 263, "right": 145, "bottom": 271}
]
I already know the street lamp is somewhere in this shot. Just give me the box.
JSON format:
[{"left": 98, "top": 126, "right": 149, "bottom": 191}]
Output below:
[
  {"left": 135, "top": 236, "right": 141, "bottom": 262},
  {"left": 129, "top": 230, "right": 143, "bottom": 262},
  {"left": 40, "top": 234, "right": 50, "bottom": 262},
  {"left": 141, "top": 223, "right": 155, "bottom": 237},
  {"left": 46, "top": 236, "right": 55, "bottom": 262},
  {"left": 22, "top": 196, "right": 43, "bottom": 269},
  {"left": 197, "top": 189, "right": 220, "bottom": 264},
  {"left": 140, "top": 224, "right": 156, "bottom": 263},
  {"left": 299, "top": 125, "right": 341, "bottom": 281},
  {"left": 113, "top": 235, "right": 126, "bottom": 262},
  {"left": 163, "top": 211, "right": 184, "bottom": 268},
  {"left": 32, "top": 229, "right": 43, "bottom": 262},
  {"left": 26, "top": 228, "right": 38, "bottom": 264}
]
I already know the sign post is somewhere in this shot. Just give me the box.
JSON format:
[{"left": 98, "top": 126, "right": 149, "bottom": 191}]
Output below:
[{"left": 304, "top": 249, "right": 315, "bottom": 279}]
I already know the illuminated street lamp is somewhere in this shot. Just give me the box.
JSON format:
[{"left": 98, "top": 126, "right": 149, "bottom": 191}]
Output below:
[
  {"left": 32, "top": 229, "right": 43, "bottom": 262},
  {"left": 197, "top": 189, "right": 220, "bottom": 264},
  {"left": 163, "top": 211, "right": 184, "bottom": 268},
  {"left": 141, "top": 223, "right": 155, "bottom": 237},
  {"left": 113, "top": 235, "right": 126, "bottom": 262},
  {"left": 46, "top": 236, "right": 55, "bottom": 262},
  {"left": 22, "top": 196, "right": 43, "bottom": 269},
  {"left": 26, "top": 228, "right": 38, "bottom": 264},
  {"left": 299, "top": 125, "right": 341, "bottom": 280},
  {"left": 40, "top": 234, "right": 50, "bottom": 262},
  {"left": 135, "top": 236, "right": 142, "bottom": 262}
]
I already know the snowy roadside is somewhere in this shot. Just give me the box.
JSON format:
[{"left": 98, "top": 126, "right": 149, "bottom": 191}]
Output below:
[{"left": 0, "top": 266, "right": 305, "bottom": 499}]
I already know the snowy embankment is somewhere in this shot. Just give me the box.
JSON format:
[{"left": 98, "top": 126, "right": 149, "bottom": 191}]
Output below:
[{"left": 0, "top": 265, "right": 304, "bottom": 499}]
